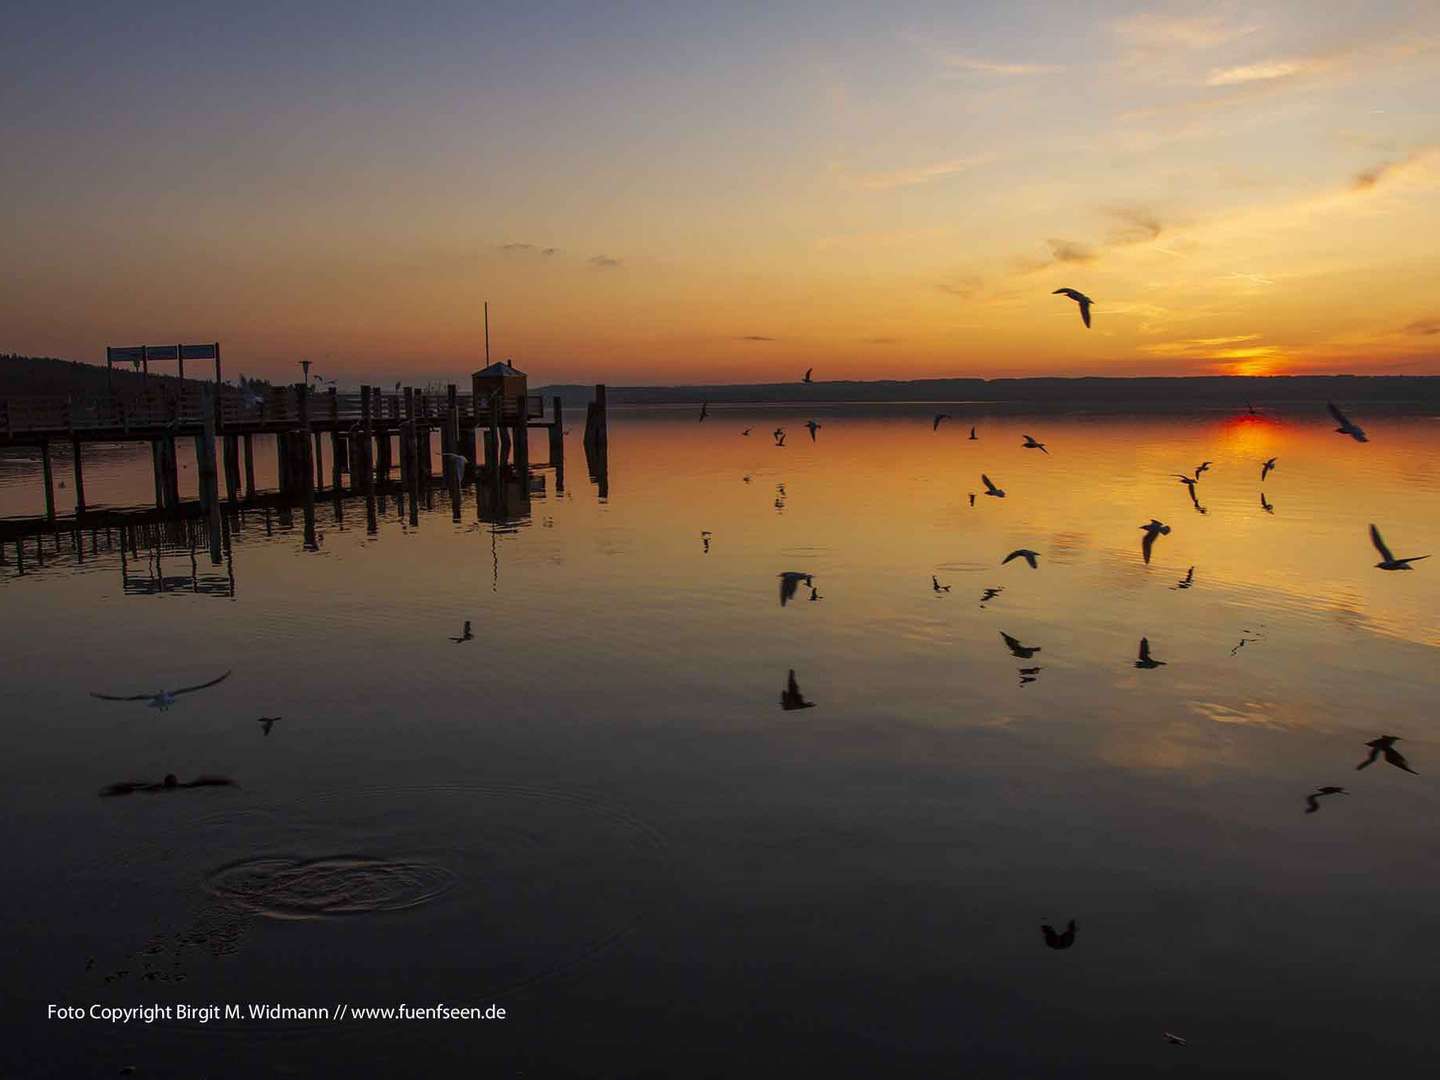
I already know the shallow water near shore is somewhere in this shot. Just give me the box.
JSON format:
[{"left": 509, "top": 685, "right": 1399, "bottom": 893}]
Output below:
[{"left": 3, "top": 404, "right": 1439, "bottom": 1076}]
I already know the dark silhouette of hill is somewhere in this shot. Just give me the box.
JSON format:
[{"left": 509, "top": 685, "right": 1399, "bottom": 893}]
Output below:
[{"left": 0, "top": 354, "right": 268, "bottom": 400}]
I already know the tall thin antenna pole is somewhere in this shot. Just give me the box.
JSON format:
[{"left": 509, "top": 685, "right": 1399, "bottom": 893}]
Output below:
[{"left": 484, "top": 302, "right": 490, "bottom": 364}]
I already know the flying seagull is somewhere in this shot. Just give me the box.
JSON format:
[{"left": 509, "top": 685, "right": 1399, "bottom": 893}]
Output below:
[
  {"left": 1135, "top": 637, "right": 1165, "bottom": 669},
  {"left": 1193, "top": 461, "right": 1212, "bottom": 479},
  {"left": 256, "top": 717, "right": 280, "bottom": 736},
  {"left": 1000, "top": 631, "right": 1041, "bottom": 660},
  {"left": 933, "top": 414, "right": 950, "bottom": 431},
  {"left": 1139, "top": 520, "right": 1171, "bottom": 565},
  {"left": 1163, "top": 1034, "right": 1188, "bottom": 1047},
  {"left": 1304, "top": 786, "right": 1346, "bottom": 814},
  {"left": 781, "top": 669, "right": 816, "bottom": 710},
  {"left": 778, "top": 571, "right": 813, "bottom": 607},
  {"left": 981, "top": 474, "right": 1006, "bottom": 498},
  {"left": 1003, "top": 549, "right": 1040, "bottom": 569},
  {"left": 1022, "top": 435, "right": 1048, "bottom": 454},
  {"left": 932, "top": 575, "right": 951, "bottom": 593},
  {"left": 741, "top": 428, "right": 752, "bottom": 436},
  {"left": 1041, "top": 919, "right": 1077, "bottom": 949},
  {"left": 805, "top": 419, "right": 821, "bottom": 442},
  {"left": 1327, "top": 402, "right": 1367, "bottom": 442},
  {"left": 699, "top": 402, "right": 709, "bottom": 423},
  {"left": 1261, "top": 457, "right": 1277, "bottom": 481},
  {"left": 701, "top": 530, "right": 712, "bottom": 554},
  {"left": 1174, "top": 474, "right": 1197, "bottom": 491},
  {"left": 1356, "top": 735, "right": 1417, "bottom": 774},
  {"left": 90, "top": 671, "right": 232, "bottom": 712},
  {"left": 450, "top": 620, "right": 473, "bottom": 643},
  {"left": 773, "top": 428, "right": 786, "bottom": 446},
  {"left": 1052, "top": 288, "right": 1093, "bottom": 328},
  {"left": 802, "top": 368, "right": 814, "bottom": 384},
  {"left": 1370, "top": 524, "right": 1428, "bottom": 570}
]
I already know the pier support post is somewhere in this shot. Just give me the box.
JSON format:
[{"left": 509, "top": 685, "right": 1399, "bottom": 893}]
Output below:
[
  {"left": 549, "top": 396, "right": 564, "bottom": 464},
  {"left": 314, "top": 431, "right": 326, "bottom": 491},
  {"left": 243, "top": 434, "right": 255, "bottom": 496},
  {"left": 71, "top": 438, "right": 87, "bottom": 513},
  {"left": 583, "top": 384, "right": 609, "bottom": 498},
  {"left": 41, "top": 441, "right": 56, "bottom": 521},
  {"left": 160, "top": 435, "right": 181, "bottom": 508},
  {"left": 223, "top": 435, "right": 240, "bottom": 502}
]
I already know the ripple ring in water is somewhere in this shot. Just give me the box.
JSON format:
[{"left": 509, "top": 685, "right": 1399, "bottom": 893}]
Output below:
[{"left": 204, "top": 855, "right": 457, "bottom": 920}]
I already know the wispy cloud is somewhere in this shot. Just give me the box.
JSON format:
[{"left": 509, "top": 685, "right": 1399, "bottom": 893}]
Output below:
[
  {"left": 936, "top": 277, "right": 983, "bottom": 299},
  {"left": 1047, "top": 238, "right": 1097, "bottom": 264},
  {"left": 1352, "top": 147, "right": 1439, "bottom": 191},
  {"left": 500, "top": 242, "right": 559, "bottom": 255},
  {"left": 1113, "top": 13, "right": 1259, "bottom": 50},
  {"left": 942, "top": 57, "right": 1062, "bottom": 76},
  {"left": 852, "top": 155, "right": 992, "bottom": 191},
  {"left": 738, "top": 335, "right": 776, "bottom": 342},
  {"left": 1205, "top": 58, "right": 1326, "bottom": 86},
  {"left": 1105, "top": 204, "right": 1165, "bottom": 244},
  {"left": 862, "top": 336, "right": 899, "bottom": 345},
  {"left": 1404, "top": 317, "right": 1440, "bottom": 336},
  {"left": 589, "top": 255, "right": 622, "bottom": 269}
]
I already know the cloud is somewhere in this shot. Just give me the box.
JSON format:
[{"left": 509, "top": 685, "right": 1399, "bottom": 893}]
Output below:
[
  {"left": 588, "top": 255, "right": 622, "bottom": 269},
  {"left": 1205, "top": 58, "right": 1321, "bottom": 86},
  {"left": 862, "top": 336, "right": 899, "bottom": 345},
  {"left": 1140, "top": 335, "right": 1262, "bottom": 356},
  {"left": 1105, "top": 204, "right": 1165, "bottom": 244},
  {"left": 852, "top": 155, "right": 992, "bottom": 191},
  {"left": 942, "top": 57, "right": 1062, "bottom": 76},
  {"left": 1047, "top": 238, "right": 1097, "bottom": 264},
  {"left": 1113, "top": 13, "right": 1258, "bottom": 49},
  {"left": 541, "top": 247, "right": 558, "bottom": 256},
  {"left": 500, "top": 242, "right": 535, "bottom": 252},
  {"left": 738, "top": 335, "right": 776, "bottom": 342},
  {"left": 1404, "top": 318, "right": 1440, "bottom": 336},
  {"left": 1352, "top": 148, "right": 1438, "bottom": 191},
  {"left": 936, "top": 277, "right": 983, "bottom": 298}
]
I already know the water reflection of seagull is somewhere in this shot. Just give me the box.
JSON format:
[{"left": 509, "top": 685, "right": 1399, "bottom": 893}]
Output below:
[
  {"left": 1140, "top": 520, "right": 1170, "bottom": 564},
  {"left": 1135, "top": 637, "right": 1166, "bottom": 669},
  {"left": 450, "top": 620, "right": 473, "bottom": 643},
  {"left": 802, "top": 367, "right": 814, "bottom": 384},
  {"left": 969, "top": 425, "right": 978, "bottom": 440},
  {"left": 1261, "top": 457, "right": 1277, "bottom": 481},
  {"left": 778, "top": 571, "right": 813, "bottom": 607},
  {"left": 1356, "top": 735, "right": 1417, "bottom": 774},
  {"left": 90, "top": 671, "right": 232, "bottom": 711},
  {"left": 808, "top": 586, "right": 823, "bottom": 602},
  {"left": 805, "top": 419, "right": 821, "bottom": 442},
  {"left": 256, "top": 717, "right": 280, "bottom": 735},
  {"left": 932, "top": 575, "right": 951, "bottom": 593},
  {"left": 969, "top": 492, "right": 977, "bottom": 507},
  {"left": 781, "top": 669, "right": 816, "bottom": 710},
  {"left": 1018, "top": 666, "right": 1041, "bottom": 686},
  {"left": 981, "top": 474, "right": 1005, "bottom": 498},
  {"left": 1053, "top": 287, "right": 1093, "bottom": 328},
  {"left": 979, "top": 587, "right": 1004, "bottom": 607},
  {"left": 1172, "top": 566, "right": 1195, "bottom": 590},
  {"left": 1000, "top": 632, "right": 1041, "bottom": 660},
  {"left": 773, "top": 428, "right": 786, "bottom": 447},
  {"left": 933, "top": 414, "right": 950, "bottom": 431},
  {"left": 1260, "top": 492, "right": 1274, "bottom": 514},
  {"left": 699, "top": 402, "right": 709, "bottom": 423},
  {"left": 1304, "top": 786, "right": 1346, "bottom": 814},
  {"left": 1003, "top": 549, "right": 1040, "bottom": 569},
  {"left": 1370, "top": 524, "right": 1429, "bottom": 571},
  {"left": 100, "top": 774, "right": 236, "bottom": 797},
  {"left": 701, "top": 531, "right": 712, "bottom": 554},
  {"left": 1041, "top": 919, "right": 1077, "bottom": 949},
  {"left": 1328, "top": 402, "right": 1367, "bottom": 442},
  {"left": 1022, "top": 434, "right": 1048, "bottom": 454},
  {"left": 1163, "top": 1033, "right": 1188, "bottom": 1047},
  {"left": 741, "top": 428, "right": 752, "bottom": 436}
]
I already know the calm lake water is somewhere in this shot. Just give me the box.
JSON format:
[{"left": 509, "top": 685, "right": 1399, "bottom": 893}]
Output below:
[{"left": 3, "top": 404, "right": 1439, "bottom": 1077}]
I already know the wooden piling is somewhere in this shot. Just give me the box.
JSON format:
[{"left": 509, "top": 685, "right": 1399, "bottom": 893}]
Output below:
[
  {"left": 548, "top": 396, "right": 564, "bottom": 463},
  {"left": 71, "top": 438, "right": 87, "bottom": 513},
  {"left": 41, "top": 441, "right": 56, "bottom": 521},
  {"left": 243, "top": 434, "right": 255, "bottom": 496},
  {"left": 223, "top": 435, "right": 240, "bottom": 502}
]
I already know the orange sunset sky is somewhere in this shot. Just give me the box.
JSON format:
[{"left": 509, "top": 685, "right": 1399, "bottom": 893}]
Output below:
[{"left": 4, "top": 2, "right": 1439, "bottom": 385}]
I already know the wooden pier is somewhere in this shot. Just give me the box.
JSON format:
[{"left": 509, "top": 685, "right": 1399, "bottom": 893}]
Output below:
[{"left": 0, "top": 381, "right": 609, "bottom": 522}]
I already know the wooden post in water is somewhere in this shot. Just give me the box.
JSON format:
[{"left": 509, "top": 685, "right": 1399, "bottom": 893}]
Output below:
[
  {"left": 71, "top": 438, "right": 87, "bottom": 513},
  {"left": 583, "top": 384, "right": 609, "bottom": 497},
  {"left": 41, "top": 441, "right": 56, "bottom": 521},
  {"left": 549, "top": 396, "right": 565, "bottom": 464},
  {"left": 243, "top": 434, "right": 255, "bottom": 496},
  {"left": 199, "top": 386, "right": 223, "bottom": 562},
  {"left": 314, "top": 430, "right": 326, "bottom": 491},
  {"left": 160, "top": 434, "right": 180, "bottom": 508}
]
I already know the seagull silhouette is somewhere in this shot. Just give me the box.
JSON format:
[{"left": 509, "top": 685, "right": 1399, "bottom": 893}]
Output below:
[
  {"left": 1135, "top": 637, "right": 1165, "bottom": 669},
  {"left": 781, "top": 669, "right": 816, "bottom": 710},
  {"left": 1052, "top": 288, "right": 1093, "bottom": 328},
  {"left": 701, "top": 531, "right": 712, "bottom": 554},
  {"left": 1139, "top": 520, "right": 1171, "bottom": 565},
  {"left": 1022, "top": 435, "right": 1048, "bottom": 453},
  {"left": 969, "top": 425, "right": 978, "bottom": 440},
  {"left": 1163, "top": 1033, "right": 1188, "bottom": 1047},
  {"left": 256, "top": 717, "right": 280, "bottom": 736},
  {"left": 1193, "top": 461, "right": 1212, "bottom": 479},
  {"left": 979, "top": 587, "right": 1004, "bottom": 607},
  {"left": 1304, "top": 786, "right": 1346, "bottom": 814},
  {"left": 968, "top": 492, "right": 977, "bottom": 506},
  {"left": 1356, "top": 735, "right": 1417, "bottom": 774},
  {"left": 1000, "top": 631, "right": 1041, "bottom": 660},
  {"left": 1260, "top": 492, "right": 1274, "bottom": 514},
  {"left": 778, "top": 571, "right": 813, "bottom": 607},
  {"left": 741, "top": 428, "right": 752, "bottom": 436},
  {"left": 1041, "top": 919, "right": 1077, "bottom": 949},
  {"left": 773, "top": 428, "right": 786, "bottom": 447},
  {"left": 932, "top": 575, "right": 951, "bottom": 593},
  {"left": 981, "top": 474, "right": 1005, "bottom": 498},
  {"left": 805, "top": 419, "right": 821, "bottom": 442},
  {"left": 1327, "top": 402, "right": 1367, "bottom": 442},
  {"left": 450, "top": 620, "right": 473, "bottom": 643},
  {"left": 933, "top": 413, "right": 950, "bottom": 431},
  {"left": 699, "top": 402, "right": 709, "bottom": 423},
  {"left": 1173, "top": 566, "right": 1195, "bottom": 590},
  {"left": 1370, "top": 524, "right": 1429, "bottom": 570},
  {"left": 1174, "top": 474, "right": 1197, "bottom": 491},
  {"left": 802, "top": 367, "right": 814, "bottom": 384},
  {"left": 90, "top": 671, "right": 232, "bottom": 711},
  {"left": 1003, "top": 549, "right": 1040, "bottom": 569},
  {"left": 1261, "top": 457, "right": 1277, "bottom": 482}
]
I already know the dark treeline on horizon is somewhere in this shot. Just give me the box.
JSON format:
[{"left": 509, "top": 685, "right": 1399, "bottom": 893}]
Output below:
[{"left": 0, "top": 354, "right": 271, "bottom": 400}]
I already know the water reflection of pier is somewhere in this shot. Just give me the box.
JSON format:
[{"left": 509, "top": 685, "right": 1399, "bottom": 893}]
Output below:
[{"left": 0, "top": 447, "right": 591, "bottom": 595}]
